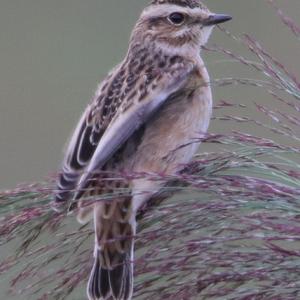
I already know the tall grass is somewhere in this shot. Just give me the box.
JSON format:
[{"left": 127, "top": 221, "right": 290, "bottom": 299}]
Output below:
[{"left": 1, "top": 3, "right": 300, "bottom": 299}]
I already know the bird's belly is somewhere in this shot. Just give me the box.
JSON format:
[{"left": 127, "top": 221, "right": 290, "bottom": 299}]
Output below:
[{"left": 130, "top": 87, "right": 212, "bottom": 175}]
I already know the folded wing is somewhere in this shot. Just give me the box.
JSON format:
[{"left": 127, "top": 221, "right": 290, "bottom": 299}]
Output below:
[{"left": 54, "top": 60, "right": 195, "bottom": 209}]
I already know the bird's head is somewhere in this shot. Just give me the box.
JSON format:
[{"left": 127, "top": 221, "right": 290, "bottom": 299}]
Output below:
[{"left": 130, "top": 0, "right": 231, "bottom": 56}]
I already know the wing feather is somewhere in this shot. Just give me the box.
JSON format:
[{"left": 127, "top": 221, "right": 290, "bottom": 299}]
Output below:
[{"left": 54, "top": 58, "right": 195, "bottom": 209}]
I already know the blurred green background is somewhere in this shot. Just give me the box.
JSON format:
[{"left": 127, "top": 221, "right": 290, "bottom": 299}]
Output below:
[{"left": 0, "top": 0, "right": 299, "bottom": 189}]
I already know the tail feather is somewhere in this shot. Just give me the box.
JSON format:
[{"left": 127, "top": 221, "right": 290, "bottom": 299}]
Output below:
[
  {"left": 88, "top": 252, "right": 111, "bottom": 299},
  {"left": 87, "top": 201, "right": 135, "bottom": 300},
  {"left": 88, "top": 248, "right": 133, "bottom": 300},
  {"left": 109, "top": 252, "right": 132, "bottom": 299}
]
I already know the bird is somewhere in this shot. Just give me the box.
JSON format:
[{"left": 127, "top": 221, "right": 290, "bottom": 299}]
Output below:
[{"left": 52, "top": 0, "right": 231, "bottom": 299}]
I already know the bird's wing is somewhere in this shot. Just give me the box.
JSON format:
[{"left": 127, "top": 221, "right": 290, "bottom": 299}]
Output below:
[{"left": 54, "top": 60, "right": 195, "bottom": 209}]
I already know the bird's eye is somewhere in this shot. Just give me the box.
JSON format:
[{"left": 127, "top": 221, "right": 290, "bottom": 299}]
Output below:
[{"left": 168, "top": 12, "right": 185, "bottom": 25}]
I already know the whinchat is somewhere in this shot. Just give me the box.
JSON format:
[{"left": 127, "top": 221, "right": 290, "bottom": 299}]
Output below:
[{"left": 53, "top": 0, "right": 231, "bottom": 299}]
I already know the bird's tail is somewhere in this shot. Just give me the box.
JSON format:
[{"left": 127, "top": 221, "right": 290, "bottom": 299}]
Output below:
[{"left": 87, "top": 199, "right": 135, "bottom": 300}]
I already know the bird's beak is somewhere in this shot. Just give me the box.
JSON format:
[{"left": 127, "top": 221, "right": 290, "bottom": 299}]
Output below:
[{"left": 203, "top": 14, "right": 232, "bottom": 26}]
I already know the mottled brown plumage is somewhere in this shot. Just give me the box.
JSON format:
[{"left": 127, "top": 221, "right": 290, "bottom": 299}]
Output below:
[{"left": 52, "top": 1, "right": 231, "bottom": 299}]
